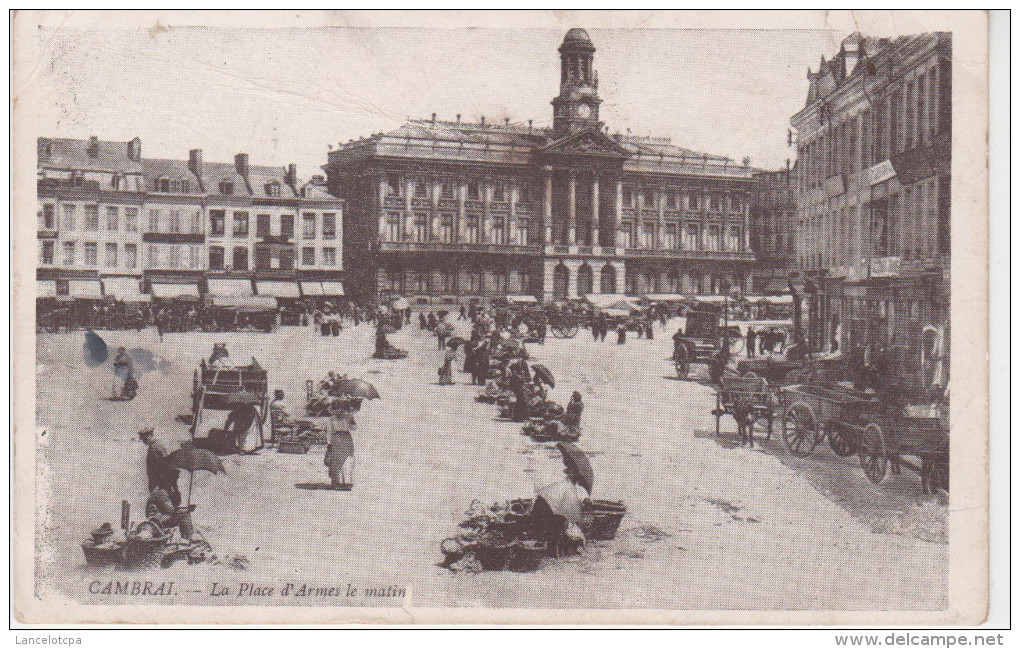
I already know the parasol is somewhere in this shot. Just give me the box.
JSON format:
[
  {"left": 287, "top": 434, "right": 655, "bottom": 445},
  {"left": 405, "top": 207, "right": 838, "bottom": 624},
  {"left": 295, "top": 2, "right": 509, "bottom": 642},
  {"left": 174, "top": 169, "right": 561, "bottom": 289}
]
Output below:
[
  {"left": 557, "top": 442, "right": 594, "bottom": 495},
  {"left": 166, "top": 447, "right": 226, "bottom": 475},
  {"left": 535, "top": 480, "right": 583, "bottom": 523},
  {"left": 436, "top": 321, "right": 455, "bottom": 335},
  {"left": 392, "top": 297, "right": 410, "bottom": 310},
  {"left": 531, "top": 364, "right": 555, "bottom": 388},
  {"left": 332, "top": 377, "right": 381, "bottom": 400}
]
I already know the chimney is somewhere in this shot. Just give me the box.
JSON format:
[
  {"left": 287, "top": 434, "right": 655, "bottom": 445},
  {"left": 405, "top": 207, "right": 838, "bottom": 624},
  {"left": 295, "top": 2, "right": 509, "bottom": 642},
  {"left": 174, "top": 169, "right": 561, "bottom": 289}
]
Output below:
[
  {"left": 431, "top": 112, "right": 437, "bottom": 124},
  {"left": 504, "top": 117, "right": 510, "bottom": 127},
  {"left": 87, "top": 136, "right": 99, "bottom": 158},
  {"left": 528, "top": 119, "right": 533, "bottom": 132},
  {"left": 127, "top": 137, "right": 141, "bottom": 161},
  {"left": 480, "top": 115, "right": 486, "bottom": 126},
  {"left": 234, "top": 153, "right": 249, "bottom": 177},
  {"left": 456, "top": 114, "right": 461, "bottom": 124},
  {"left": 284, "top": 163, "right": 297, "bottom": 187},
  {"left": 188, "top": 149, "right": 203, "bottom": 179}
]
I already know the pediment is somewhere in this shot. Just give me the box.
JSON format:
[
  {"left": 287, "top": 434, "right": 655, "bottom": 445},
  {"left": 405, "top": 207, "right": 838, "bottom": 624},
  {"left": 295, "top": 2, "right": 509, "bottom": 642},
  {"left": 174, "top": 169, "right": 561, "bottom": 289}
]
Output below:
[{"left": 539, "top": 129, "right": 630, "bottom": 158}]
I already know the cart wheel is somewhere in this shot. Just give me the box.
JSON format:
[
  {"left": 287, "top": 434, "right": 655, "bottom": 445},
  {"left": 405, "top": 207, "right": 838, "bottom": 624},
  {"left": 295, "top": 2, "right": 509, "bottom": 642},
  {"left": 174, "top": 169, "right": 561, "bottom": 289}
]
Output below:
[
  {"left": 858, "top": 423, "right": 888, "bottom": 484},
  {"left": 674, "top": 345, "right": 690, "bottom": 379},
  {"left": 564, "top": 324, "right": 579, "bottom": 338},
  {"left": 828, "top": 426, "right": 857, "bottom": 457},
  {"left": 725, "top": 334, "right": 745, "bottom": 355},
  {"left": 782, "top": 402, "right": 817, "bottom": 457},
  {"left": 742, "top": 371, "right": 758, "bottom": 380},
  {"left": 551, "top": 325, "right": 567, "bottom": 338}
]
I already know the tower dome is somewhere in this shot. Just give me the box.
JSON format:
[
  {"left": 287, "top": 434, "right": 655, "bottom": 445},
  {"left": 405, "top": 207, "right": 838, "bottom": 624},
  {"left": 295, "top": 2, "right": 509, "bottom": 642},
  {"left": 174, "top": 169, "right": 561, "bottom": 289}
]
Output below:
[{"left": 563, "top": 27, "right": 592, "bottom": 45}]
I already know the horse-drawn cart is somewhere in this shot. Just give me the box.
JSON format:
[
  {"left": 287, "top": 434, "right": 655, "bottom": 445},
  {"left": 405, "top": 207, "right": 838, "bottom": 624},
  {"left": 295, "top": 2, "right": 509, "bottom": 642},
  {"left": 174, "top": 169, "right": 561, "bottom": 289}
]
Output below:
[
  {"left": 779, "top": 382, "right": 948, "bottom": 494},
  {"left": 672, "top": 309, "right": 743, "bottom": 379},
  {"left": 191, "top": 357, "right": 271, "bottom": 445},
  {"left": 713, "top": 375, "right": 774, "bottom": 446}
]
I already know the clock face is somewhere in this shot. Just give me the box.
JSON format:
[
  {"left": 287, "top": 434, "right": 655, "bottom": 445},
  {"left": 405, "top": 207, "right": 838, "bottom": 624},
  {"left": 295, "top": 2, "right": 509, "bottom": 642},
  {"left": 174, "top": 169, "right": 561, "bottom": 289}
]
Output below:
[{"left": 577, "top": 104, "right": 592, "bottom": 118}]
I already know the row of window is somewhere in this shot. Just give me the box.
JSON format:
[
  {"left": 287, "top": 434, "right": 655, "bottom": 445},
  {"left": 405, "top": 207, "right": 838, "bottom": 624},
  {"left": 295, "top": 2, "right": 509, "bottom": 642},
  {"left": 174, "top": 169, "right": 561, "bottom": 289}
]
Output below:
[
  {"left": 383, "top": 268, "right": 533, "bottom": 294},
  {"left": 206, "top": 245, "right": 338, "bottom": 270},
  {"left": 385, "top": 176, "right": 528, "bottom": 203},
  {"left": 40, "top": 204, "right": 141, "bottom": 233},
  {"left": 616, "top": 223, "right": 743, "bottom": 251},
  {"left": 208, "top": 211, "right": 338, "bottom": 239},
  {"left": 621, "top": 190, "right": 745, "bottom": 213},
  {"left": 40, "top": 240, "right": 139, "bottom": 269},
  {"left": 798, "top": 59, "right": 948, "bottom": 192}
]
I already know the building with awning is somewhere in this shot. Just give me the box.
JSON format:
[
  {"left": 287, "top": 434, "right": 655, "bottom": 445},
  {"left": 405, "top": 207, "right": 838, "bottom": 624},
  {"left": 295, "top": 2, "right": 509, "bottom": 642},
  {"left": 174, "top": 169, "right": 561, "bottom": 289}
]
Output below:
[
  {"left": 102, "top": 276, "right": 150, "bottom": 302},
  {"left": 320, "top": 281, "right": 344, "bottom": 296},
  {"left": 68, "top": 279, "right": 103, "bottom": 299},
  {"left": 505, "top": 294, "right": 539, "bottom": 304},
  {"left": 642, "top": 293, "right": 686, "bottom": 303},
  {"left": 150, "top": 282, "right": 200, "bottom": 299},
  {"left": 206, "top": 278, "right": 255, "bottom": 297},
  {"left": 255, "top": 280, "right": 301, "bottom": 299},
  {"left": 37, "top": 280, "right": 57, "bottom": 298}
]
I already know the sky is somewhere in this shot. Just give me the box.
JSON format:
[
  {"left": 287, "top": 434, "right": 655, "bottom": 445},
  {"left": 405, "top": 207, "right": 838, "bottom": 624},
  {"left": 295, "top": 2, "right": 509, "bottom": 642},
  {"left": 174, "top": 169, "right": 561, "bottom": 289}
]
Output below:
[{"left": 33, "top": 24, "right": 848, "bottom": 178}]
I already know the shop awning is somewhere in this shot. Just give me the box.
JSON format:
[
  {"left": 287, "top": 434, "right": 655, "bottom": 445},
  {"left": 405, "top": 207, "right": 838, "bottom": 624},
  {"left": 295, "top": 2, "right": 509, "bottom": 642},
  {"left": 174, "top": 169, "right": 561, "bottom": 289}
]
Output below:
[
  {"left": 151, "top": 282, "right": 200, "bottom": 299},
  {"left": 300, "top": 281, "right": 324, "bottom": 296},
  {"left": 206, "top": 278, "right": 254, "bottom": 297},
  {"left": 102, "top": 277, "right": 150, "bottom": 302},
  {"left": 36, "top": 280, "right": 57, "bottom": 298},
  {"left": 764, "top": 277, "right": 791, "bottom": 294},
  {"left": 256, "top": 281, "right": 301, "bottom": 299},
  {"left": 209, "top": 295, "right": 277, "bottom": 311},
  {"left": 68, "top": 279, "right": 103, "bottom": 299},
  {"left": 585, "top": 293, "right": 631, "bottom": 307},
  {"left": 643, "top": 293, "right": 687, "bottom": 302},
  {"left": 692, "top": 294, "right": 729, "bottom": 303},
  {"left": 755, "top": 295, "right": 793, "bottom": 305},
  {"left": 320, "top": 281, "right": 345, "bottom": 296},
  {"left": 506, "top": 294, "right": 539, "bottom": 304}
]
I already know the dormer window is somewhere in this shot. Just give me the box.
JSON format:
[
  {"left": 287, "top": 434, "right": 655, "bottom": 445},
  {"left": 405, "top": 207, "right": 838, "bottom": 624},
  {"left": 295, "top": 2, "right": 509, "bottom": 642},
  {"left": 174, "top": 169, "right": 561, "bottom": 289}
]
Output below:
[
  {"left": 171, "top": 180, "right": 181, "bottom": 193},
  {"left": 220, "top": 181, "right": 234, "bottom": 195},
  {"left": 157, "top": 178, "right": 170, "bottom": 192},
  {"left": 265, "top": 181, "right": 281, "bottom": 197},
  {"left": 111, "top": 174, "right": 122, "bottom": 190},
  {"left": 181, "top": 180, "right": 190, "bottom": 194}
]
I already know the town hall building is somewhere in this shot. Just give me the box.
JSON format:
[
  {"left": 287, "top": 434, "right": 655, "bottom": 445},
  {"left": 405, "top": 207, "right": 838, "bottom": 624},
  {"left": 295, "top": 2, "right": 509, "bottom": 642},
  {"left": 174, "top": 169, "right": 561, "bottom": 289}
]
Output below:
[{"left": 325, "top": 28, "right": 760, "bottom": 304}]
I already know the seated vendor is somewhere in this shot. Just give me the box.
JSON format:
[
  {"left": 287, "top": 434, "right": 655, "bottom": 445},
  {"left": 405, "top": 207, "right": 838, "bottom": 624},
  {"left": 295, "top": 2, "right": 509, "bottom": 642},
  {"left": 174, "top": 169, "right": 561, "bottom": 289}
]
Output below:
[
  {"left": 146, "top": 485, "right": 194, "bottom": 541},
  {"left": 209, "top": 343, "right": 230, "bottom": 366}
]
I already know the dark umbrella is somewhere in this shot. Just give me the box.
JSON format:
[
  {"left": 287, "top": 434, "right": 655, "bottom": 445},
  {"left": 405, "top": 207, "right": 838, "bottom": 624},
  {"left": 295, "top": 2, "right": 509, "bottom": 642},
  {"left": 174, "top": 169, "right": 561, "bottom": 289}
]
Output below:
[
  {"left": 166, "top": 447, "right": 226, "bottom": 475},
  {"left": 436, "top": 310, "right": 449, "bottom": 319},
  {"left": 448, "top": 336, "right": 469, "bottom": 347},
  {"left": 557, "top": 442, "right": 594, "bottom": 495},
  {"left": 531, "top": 363, "right": 555, "bottom": 388},
  {"left": 332, "top": 377, "right": 381, "bottom": 400}
]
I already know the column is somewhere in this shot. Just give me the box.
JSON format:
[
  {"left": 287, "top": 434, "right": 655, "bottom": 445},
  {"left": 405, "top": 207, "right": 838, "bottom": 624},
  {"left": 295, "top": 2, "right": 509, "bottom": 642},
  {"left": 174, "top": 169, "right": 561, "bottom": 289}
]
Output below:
[
  {"left": 614, "top": 179, "right": 623, "bottom": 248},
  {"left": 543, "top": 168, "right": 553, "bottom": 244},
  {"left": 457, "top": 180, "right": 468, "bottom": 243},
  {"left": 566, "top": 260, "right": 579, "bottom": 299},
  {"left": 508, "top": 184, "right": 518, "bottom": 245},
  {"left": 482, "top": 179, "right": 492, "bottom": 244},
  {"left": 657, "top": 186, "right": 666, "bottom": 248},
  {"left": 591, "top": 175, "right": 600, "bottom": 247},
  {"left": 568, "top": 172, "right": 577, "bottom": 244},
  {"left": 403, "top": 179, "right": 413, "bottom": 241},
  {"left": 742, "top": 198, "right": 750, "bottom": 251},
  {"left": 378, "top": 177, "right": 388, "bottom": 239},
  {"left": 431, "top": 180, "right": 442, "bottom": 241}
]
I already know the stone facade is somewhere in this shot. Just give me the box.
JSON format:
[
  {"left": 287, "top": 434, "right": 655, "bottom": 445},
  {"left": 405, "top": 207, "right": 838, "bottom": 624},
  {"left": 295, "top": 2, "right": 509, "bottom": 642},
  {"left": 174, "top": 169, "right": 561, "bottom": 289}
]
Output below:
[
  {"left": 37, "top": 137, "right": 344, "bottom": 300},
  {"left": 324, "top": 28, "right": 760, "bottom": 305}
]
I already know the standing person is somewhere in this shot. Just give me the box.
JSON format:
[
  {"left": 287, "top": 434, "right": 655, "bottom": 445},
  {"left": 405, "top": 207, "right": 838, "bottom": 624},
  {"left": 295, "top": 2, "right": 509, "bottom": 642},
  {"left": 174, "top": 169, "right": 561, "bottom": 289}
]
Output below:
[
  {"left": 617, "top": 323, "right": 627, "bottom": 345},
  {"left": 155, "top": 308, "right": 167, "bottom": 342},
  {"left": 139, "top": 428, "right": 181, "bottom": 508},
  {"left": 419, "top": 312, "right": 428, "bottom": 330},
  {"left": 438, "top": 342, "right": 456, "bottom": 385},
  {"left": 746, "top": 327, "right": 757, "bottom": 358},
  {"left": 324, "top": 399, "right": 356, "bottom": 489},
  {"left": 560, "top": 391, "right": 584, "bottom": 439},
  {"left": 458, "top": 304, "right": 467, "bottom": 321},
  {"left": 112, "top": 347, "right": 135, "bottom": 400},
  {"left": 645, "top": 319, "right": 654, "bottom": 340}
]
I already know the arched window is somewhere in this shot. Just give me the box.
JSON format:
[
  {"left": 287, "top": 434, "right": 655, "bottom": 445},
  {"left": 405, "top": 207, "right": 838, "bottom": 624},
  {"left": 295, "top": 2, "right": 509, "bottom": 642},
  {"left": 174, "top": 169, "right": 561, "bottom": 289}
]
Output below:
[
  {"left": 577, "top": 264, "right": 593, "bottom": 297},
  {"left": 599, "top": 264, "right": 617, "bottom": 294},
  {"left": 553, "top": 264, "right": 569, "bottom": 301}
]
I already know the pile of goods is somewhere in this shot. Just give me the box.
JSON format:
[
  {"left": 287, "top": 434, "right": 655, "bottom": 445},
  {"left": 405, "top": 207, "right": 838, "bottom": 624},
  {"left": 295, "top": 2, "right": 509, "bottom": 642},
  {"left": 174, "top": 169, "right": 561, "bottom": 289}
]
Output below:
[{"left": 440, "top": 495, "right": 628, "bottom": 573}]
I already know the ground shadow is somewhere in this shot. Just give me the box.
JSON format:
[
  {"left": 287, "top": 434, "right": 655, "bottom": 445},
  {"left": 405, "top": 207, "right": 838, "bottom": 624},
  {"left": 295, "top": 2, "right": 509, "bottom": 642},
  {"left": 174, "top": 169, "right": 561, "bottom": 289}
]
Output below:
[{"left": 294, "top": 482, "right": 352, "bottom": 491}]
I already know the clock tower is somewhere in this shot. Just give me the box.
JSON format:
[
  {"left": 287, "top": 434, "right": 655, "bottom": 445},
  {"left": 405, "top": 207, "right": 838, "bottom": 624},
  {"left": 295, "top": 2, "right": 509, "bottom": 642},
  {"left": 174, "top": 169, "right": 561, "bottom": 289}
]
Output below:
[{"left": 552, "top": 28, "right": 602, "bottom": 134}]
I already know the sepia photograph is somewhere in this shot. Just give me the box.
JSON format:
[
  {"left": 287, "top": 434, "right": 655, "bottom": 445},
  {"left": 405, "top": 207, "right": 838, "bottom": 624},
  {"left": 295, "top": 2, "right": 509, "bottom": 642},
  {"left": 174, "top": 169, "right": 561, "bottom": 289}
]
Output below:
[{"left": 10, "top": 9, "right": 990, "bottom": 627}]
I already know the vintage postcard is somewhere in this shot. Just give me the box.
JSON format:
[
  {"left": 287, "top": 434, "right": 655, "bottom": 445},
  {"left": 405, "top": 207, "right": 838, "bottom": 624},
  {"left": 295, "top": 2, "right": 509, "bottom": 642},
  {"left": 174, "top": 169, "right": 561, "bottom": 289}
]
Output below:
[{"left": 11, "top": 10, "right": 989, "bottom": 625}]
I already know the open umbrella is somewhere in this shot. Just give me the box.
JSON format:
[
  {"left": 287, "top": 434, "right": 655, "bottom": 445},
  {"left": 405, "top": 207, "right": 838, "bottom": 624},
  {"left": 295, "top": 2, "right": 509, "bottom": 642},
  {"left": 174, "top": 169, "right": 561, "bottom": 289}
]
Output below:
[
  {"left": 535, "top": 480, "right": 583, "bottom": 523},
  {"left": 166, "top": 447, "right": 226, "bottom": 475},
  {"left": 557, "top": 442, "right": 594, "bottom": 495},
  {"left": 531, "top": 363, "right": 555, "bottom": 388},
  {"left": 436, "top": 310, "right": 449, "bottom": 319},
  {"left": 332, "top": 377, "right": 381, "bottom": 400},
  {"left": 392, "top": 297, "right": 410, "bottom": 310}
]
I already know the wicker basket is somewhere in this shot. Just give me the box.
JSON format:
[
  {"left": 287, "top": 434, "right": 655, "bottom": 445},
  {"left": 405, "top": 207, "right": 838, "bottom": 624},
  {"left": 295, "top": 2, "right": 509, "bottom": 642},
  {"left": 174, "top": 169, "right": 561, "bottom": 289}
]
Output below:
[
  {"left": 122, "top": 530, "right": 171, "bottom": 569},
  {"left": 82, "top": 542, "right": 124, "bottom": 567},
  {"left": 580, "top": 500, "right": 627, "bottom": 541}
]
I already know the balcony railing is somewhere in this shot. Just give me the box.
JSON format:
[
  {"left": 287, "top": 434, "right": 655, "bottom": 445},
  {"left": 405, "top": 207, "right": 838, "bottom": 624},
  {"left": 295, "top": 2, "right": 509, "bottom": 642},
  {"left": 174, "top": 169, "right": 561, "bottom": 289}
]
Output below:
[
  {"left": 623, "top": 247, "right": 756, "bottom": 262},
  {"left": 378, "top": 241, "right": 541, "bottom": 255}
]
